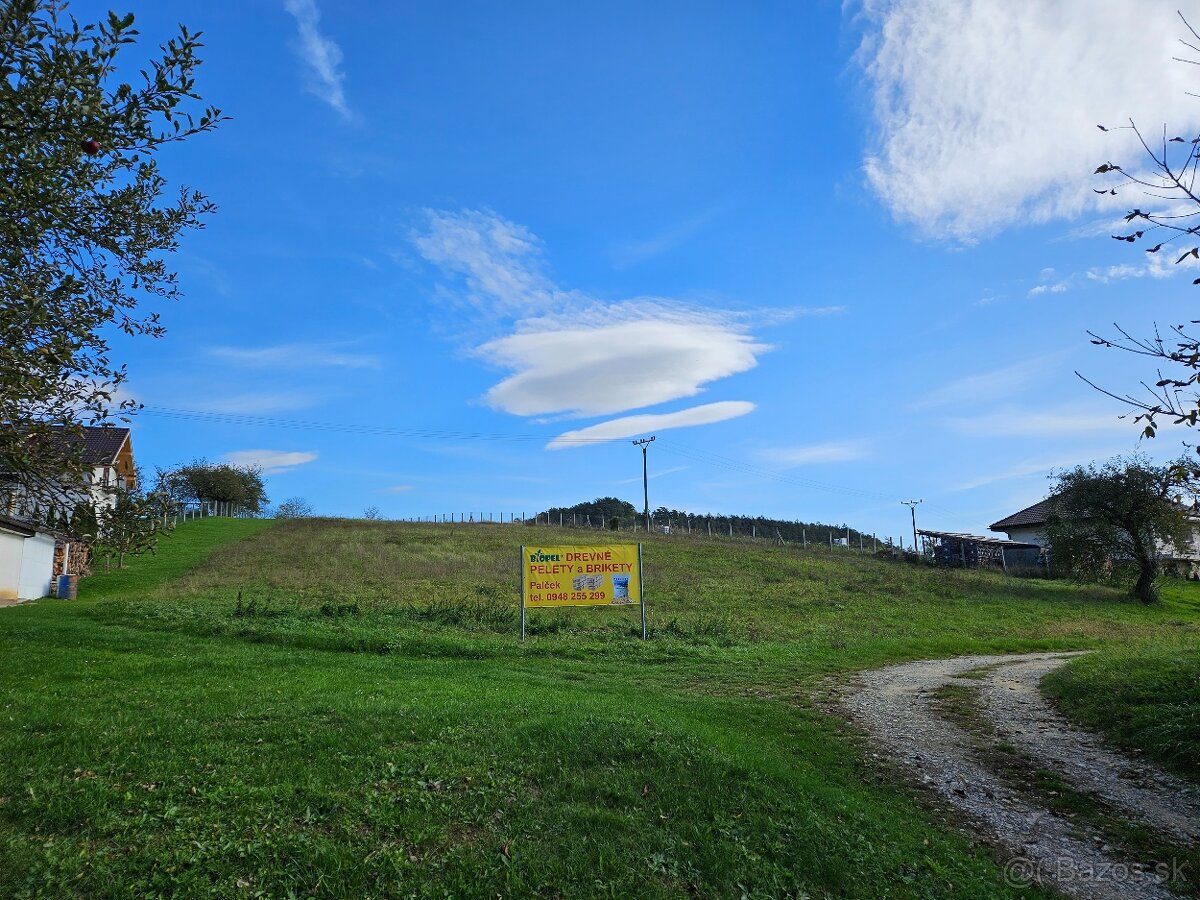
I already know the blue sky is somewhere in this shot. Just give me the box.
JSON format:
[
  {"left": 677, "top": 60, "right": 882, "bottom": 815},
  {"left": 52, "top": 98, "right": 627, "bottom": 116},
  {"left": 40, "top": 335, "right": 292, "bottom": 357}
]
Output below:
[{"left": 77, "top": 0, "right": 1200, "bottom": 541}]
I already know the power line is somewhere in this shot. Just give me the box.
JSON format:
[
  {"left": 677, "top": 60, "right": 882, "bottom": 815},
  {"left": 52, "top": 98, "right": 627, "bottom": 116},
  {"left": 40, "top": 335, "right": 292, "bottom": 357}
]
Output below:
[
  {"left": 658, "top": 440, "right": 899, "bottom": 503},
  {"left": 901, "top": 499, "right": 924, "bottom": 552},
  {"left": 659, "top": 441, "right": 975, "bottom": 527},
  {"left": 138, "top": 406, "right": 619, "bottom": 444},
  {"left": 138, "top": 406, "right": 977, "bottom": 525},
  {"left": 632, "top": 436, "right": 655, "bottom": 530}
]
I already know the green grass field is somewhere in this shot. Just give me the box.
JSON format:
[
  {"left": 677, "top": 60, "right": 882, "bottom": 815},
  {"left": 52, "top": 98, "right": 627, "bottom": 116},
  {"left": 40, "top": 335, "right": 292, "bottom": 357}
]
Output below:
[{"left": 2, "top": 517, "right": 1196, "bottom": 898}]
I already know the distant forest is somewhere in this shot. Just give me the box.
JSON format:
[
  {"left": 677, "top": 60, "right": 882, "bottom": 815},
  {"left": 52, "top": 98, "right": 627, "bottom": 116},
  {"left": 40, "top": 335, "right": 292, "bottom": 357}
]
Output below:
[{"left": 535, "top": 497, "right": 885, "bottom": 547}]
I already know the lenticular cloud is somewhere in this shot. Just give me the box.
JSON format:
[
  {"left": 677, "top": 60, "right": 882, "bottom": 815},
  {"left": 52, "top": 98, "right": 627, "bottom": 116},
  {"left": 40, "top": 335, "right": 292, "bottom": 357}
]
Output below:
[
  {"left": 481, "top": 314, "right": 765, "bottom": 418},
  {"left": 414, "top": 209, "right": 773, "bottom": 423}
]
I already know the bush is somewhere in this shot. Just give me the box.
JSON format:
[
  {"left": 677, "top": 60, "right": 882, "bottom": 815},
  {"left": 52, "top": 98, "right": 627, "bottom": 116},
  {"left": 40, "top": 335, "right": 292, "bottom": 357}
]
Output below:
[{"left": 276, "top": 497, "right": 314, "bottom": 519}]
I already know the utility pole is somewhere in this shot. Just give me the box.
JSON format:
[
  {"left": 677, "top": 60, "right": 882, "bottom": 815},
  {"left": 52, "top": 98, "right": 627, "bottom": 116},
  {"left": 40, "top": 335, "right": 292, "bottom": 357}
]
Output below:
[
  {"left": 632, "top": 436, "right": 655, "bottom": 532},
  {"left": 901, "top": 499, "right": 923, "bottom": 555}
]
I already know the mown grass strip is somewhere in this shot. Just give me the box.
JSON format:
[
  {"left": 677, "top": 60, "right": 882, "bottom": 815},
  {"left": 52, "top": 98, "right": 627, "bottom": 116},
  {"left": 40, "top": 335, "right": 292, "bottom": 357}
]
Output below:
[{"left": 79, "top": 517, "right": 273, "bottom": 601}]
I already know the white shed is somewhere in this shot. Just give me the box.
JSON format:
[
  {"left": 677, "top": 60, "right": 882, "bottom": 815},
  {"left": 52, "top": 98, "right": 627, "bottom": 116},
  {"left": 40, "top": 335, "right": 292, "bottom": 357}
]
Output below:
[{"left": 0, "top": 515, "right": 58, "bottom": 602}]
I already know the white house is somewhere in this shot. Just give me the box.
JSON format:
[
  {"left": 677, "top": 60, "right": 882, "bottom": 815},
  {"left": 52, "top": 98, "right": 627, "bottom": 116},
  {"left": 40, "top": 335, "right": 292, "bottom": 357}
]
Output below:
[
  {"left": 78, "top": 426, "right": 137, "bottom": 510},
  {"left": 990, "top": 498, "right": 1200, "bottom": 576},
  {"left": 0, "top": 514, "right": 61, "bottom": 601},
  {"left": 2, "top": 426, "right": 137, "bottom": 520},
  {"left": 988, "top": 500, "right": 1052, "bottom": 547},
  {"left": 0, "top": 426, "right": 136, "bottom": 599}
]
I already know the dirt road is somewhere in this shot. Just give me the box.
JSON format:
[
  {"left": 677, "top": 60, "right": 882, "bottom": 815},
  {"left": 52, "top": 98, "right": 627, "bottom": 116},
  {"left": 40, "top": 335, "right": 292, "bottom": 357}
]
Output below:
[{"left": 842, "top": 652, "right": 1199, "bottom": 899}]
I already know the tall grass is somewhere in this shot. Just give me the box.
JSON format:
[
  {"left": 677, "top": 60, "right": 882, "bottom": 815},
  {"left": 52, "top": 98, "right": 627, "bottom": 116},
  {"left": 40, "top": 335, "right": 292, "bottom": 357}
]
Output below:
[{"left": 102, "top": 518, "right": 1184, "bottom": 651}]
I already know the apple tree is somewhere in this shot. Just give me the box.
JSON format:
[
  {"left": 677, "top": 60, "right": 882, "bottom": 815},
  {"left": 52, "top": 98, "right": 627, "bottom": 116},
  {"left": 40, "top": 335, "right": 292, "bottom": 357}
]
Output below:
[
  {"left": 1045, "top": 455, "right": 1199, "bottom": 603},
  {"left": 0, "top": 0, "right": 223, "bottom": 509},
  {"left": 158, "top": 459, "right": 267, "bottom": 514},
  {"left": 93, "top": 477, "right": 175, "bottom": 570}
]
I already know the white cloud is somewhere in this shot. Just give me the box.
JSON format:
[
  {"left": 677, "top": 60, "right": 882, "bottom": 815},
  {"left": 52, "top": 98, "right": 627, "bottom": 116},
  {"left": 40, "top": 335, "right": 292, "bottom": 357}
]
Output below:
[
  {"left": 913, "top": 354, "right": 1061, "bottom": 410},
  {"left": 412, "top": 209, "right": 560, "bottom": 317},
  {"left": 222, "top": 449, "right": 318, "bottom": 474},
  {"left": 1014, "top": 242, "right": 1200, "bottom": 295},
  {"left": 1027, "top": 267, "right": 1075, "bottom": 297},
  {"left": 858, "top": 0, "right": 1200, "bottom": 238},
  {"left": 1086, "top": 264, "right": 1144, "bottom": 283},
  {"left": 414, "top": 210, "right": 789, "bottom": 427},
  {"left": 953, "top": 456, "right": 1096, "bottom": 491},
  {"left": 757, "top": 440, "right": 870, "bottom": 467},
  {"left": 1087, "top": 247, "right": 1200, "bottom": 282},
  {"left": 946, "top": 406, "right": 1129, "bottom": 437},
  {"left": 283, "top": 0, "right": 349, "bottom": 117},
  {"left": 208, "top": 342, "right": 380, "bottom": 369},
  {"left": 1028, "top": 281, "right": 1070, "bottom": 297},
  {"left": 385, "top": 484, "right": 414, "bottom": 493},
  {"left": 481, "top": 311, "right": 767, "bottom": 417},
  {"left": 546, "top": 401, "right": 755, "bottom": 450}
]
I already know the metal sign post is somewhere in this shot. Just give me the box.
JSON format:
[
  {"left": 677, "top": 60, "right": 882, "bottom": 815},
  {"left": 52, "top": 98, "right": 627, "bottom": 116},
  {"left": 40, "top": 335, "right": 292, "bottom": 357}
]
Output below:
[
  {"left": 638, "top": 542, "right": 646, "bottom": 640},
  {"left": 519, "top": 544, "right": 527, "bottom": 641}
]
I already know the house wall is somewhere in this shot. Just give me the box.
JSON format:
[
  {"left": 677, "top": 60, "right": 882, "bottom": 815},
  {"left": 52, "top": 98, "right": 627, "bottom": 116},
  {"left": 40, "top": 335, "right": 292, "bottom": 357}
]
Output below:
[
  {"left": 17, "top": 533, "right": 55, "bottom": 599},
  {"left": 1003, "top": 522, "right": 1200, "bottom": 567},
  {"left": 1, "top": 461, "right": 128, "bottom": 521},
  {"left": 0, "top": 532, "right": 24, "bottom": 601},
  {"left": 1002, "top": 526, "right": 1047, "bottom": 546},
  {"left": 89, "top": 465, "right": 118, "bottom": 510},
  {"left": 4, "top": 479, "right": 91, "bottom": 521},
  {"left": 1161, "top": 520, "right": 1200, "bottom": 562}
]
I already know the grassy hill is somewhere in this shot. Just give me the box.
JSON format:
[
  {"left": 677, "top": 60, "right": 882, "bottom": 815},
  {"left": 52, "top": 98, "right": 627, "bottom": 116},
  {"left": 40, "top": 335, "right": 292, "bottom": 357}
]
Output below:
[{"left": 1, "top": 517, "right": 1196, "bottom": 898}]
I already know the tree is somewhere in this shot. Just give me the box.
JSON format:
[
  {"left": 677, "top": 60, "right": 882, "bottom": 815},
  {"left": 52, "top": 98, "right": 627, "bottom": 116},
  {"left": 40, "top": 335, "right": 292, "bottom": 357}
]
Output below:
[
  {"left": 363, "top": 505, "right": 382, "bottom": 520},
  {"left": 275, "top": 497, "right": 314, "bottom": 520},
  {"left": 541, "top": 497, "right": 638, "bottom": 526},
  {"left": 0, "top": 2, "right": 223, "bottom": 505},
  {"left": 92, "top": 477, "right": 174, "bottom": 570},
  {"left": 159, "top": 460, "right": 267, "bottom": 513},
  {"left": 1044, "top": 455, "right": 1198, "bottom": 603},
  {"left": 1085, "top": 13, "right": 1200, "bottom": 442}
]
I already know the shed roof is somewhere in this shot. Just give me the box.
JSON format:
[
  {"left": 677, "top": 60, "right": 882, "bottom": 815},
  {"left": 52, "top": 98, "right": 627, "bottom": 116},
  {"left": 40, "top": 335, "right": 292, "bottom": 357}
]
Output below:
[
  {"left": 0, "top": 514, "right": 37, "bottom": 537},
  {"left": 918, "top": 529, "right": 1040, "bottom": 549},
  {"left": 989, "top": 500, "right": 1052, "bottom": 532}
]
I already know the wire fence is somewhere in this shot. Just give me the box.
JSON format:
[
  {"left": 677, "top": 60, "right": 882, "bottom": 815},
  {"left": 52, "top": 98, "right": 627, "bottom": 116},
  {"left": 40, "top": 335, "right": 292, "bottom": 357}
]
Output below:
[
  {"left": 169, "top": 500, "right": 255, "bottom": 523},
  {"left": 172, "top": 504, "right": 1050, "bottom": 575},
  {"left": 393, "top": 510, "right": 919, "bottom": 555}
]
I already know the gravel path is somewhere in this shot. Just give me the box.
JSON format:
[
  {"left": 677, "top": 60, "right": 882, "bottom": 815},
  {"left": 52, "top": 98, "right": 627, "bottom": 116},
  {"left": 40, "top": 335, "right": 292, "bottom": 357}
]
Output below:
[
  {"left": 979, "top": 655, "right": 1200, "bottom": 845},
  {"left": 842, "top": 652, "right": 1198, "bottom": 899}
]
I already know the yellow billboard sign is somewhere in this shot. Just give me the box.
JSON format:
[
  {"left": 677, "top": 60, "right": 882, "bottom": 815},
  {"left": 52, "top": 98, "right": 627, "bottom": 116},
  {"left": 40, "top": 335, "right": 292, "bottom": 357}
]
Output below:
[{"left": 521, "top": 545, "right": 641, "bottom": 608}]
